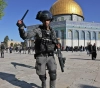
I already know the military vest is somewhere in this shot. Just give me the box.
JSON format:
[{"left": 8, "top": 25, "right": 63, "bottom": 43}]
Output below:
[{"left": 35, "top": 25, "right": 55, "bottom": 53}]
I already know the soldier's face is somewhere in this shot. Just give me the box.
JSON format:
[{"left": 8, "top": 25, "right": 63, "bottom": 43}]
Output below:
[{"left": 43, "top": 20, "right": 50, "bottom": 27}]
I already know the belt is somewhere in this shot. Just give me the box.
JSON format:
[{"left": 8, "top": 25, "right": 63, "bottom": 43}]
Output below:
[{"left": 36, "top": 52, "right": 54, "bottom": 57}]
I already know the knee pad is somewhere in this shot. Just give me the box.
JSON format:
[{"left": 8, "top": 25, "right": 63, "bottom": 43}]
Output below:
[
  {"left": 49, "top": 70, "right": 57, "bottom": 81},
  {"left": 39, "top": 74, "right": 46, "bottom": 81}
]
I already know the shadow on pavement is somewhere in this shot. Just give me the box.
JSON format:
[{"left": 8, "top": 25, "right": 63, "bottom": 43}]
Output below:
[
  {"left": 94, "top": 59, "right": 100, "bottom": 61},
  {"left": 0, "top": 72, "right": 41, "bottom": 88},
  {"left": 70, "top": 58, "right": 91, "bottom": 60},
  {"left": 11, "top": 62, "right": 36, "bottom": 69},
  {"left": 79, "top": 84, "right": 99, "bottom": 88}
]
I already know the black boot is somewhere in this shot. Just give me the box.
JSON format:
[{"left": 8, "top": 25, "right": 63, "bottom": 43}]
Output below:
[
  {"left": 50, "top": 80, "right": 56, "bottom": 88},
  {"left": 42, "top": 81, "right": 46, "bottom": 88}
]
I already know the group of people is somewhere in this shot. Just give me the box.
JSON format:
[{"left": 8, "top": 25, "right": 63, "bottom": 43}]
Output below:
[
  {"left": 65, "top": 45, "right": 85, "bottom": 52},
  {"left": 87, "top": 43, "right": 97, "bottom": 60}
]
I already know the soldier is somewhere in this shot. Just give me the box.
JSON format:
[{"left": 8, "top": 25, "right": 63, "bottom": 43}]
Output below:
[
  {"left": 0, "top": 42, "right": 5, "bottom": 58},
  {"left": 16, "top": 10, "right": 60, "bottom": 88},
  {"left": 87, "top": 43, "right": 92, "bottom": 56},
  {"left": 91, "top": 43, "right": 97, "bottom": 60}
]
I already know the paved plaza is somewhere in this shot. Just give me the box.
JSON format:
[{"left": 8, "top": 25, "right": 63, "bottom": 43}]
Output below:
[{"left": 0, "top": 51, "right": 100, "bottom": 88}]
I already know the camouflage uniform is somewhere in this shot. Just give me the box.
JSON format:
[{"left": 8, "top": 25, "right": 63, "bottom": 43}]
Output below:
[
  {"left": 17, "top": 10, "right": 58, "bottom": 88},
  {"left": 18, "top": 25, "right": 57, "bottom": 88}
]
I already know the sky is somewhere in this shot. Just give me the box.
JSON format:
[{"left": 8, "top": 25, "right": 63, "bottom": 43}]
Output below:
[{"left": 0, "top": 0, "right": 100, "bottom": 42}]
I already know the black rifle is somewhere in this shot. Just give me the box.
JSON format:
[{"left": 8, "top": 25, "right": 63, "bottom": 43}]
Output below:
[
  {"left": 57, "top": 49, "right": 66, "bottom": 72},
  {"left": 17, "top": 10, "right": 29, "bottom": 28}
]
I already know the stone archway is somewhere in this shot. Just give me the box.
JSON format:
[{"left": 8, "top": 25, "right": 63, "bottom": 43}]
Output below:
[
  {"left": 61, "top": 30, "right": 65, "bottom": 49},
  {"left": 93, "top": 31, "right": 96, "bottom": 41},
  {"left": 74, "top": 30, "right": 79, "bottom": 47},
  {"left": 92, "top": 31, "right": 96, "bottom": 45},
  {"left": 68, "top": 30, "right": 73, "bottom": 47},
  {"left": 86, "top": 31, "right": 91, "bottom": 45},
  {"left": 81, "top": 31, "right": 85, "bottom": 46}
]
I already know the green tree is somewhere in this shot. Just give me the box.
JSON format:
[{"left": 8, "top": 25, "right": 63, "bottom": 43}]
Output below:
[
  {"left": 0, "top": 0, "right": 7, "bottom": 19},
  {"left": 3, "top": 35, "right": 9, "bottom": 47}
]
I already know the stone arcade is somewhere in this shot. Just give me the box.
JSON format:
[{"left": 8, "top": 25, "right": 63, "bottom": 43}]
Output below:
[{"left": 26, "top": 0, "right": 100, "bottom": 49}]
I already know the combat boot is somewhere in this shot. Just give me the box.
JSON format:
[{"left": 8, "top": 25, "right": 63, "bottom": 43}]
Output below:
[
  {"left": 42, "top": 81, "right": 46, "bottom": 88},
  {"left": 50, "top": 80, "right": 56, "bottom": 88}
]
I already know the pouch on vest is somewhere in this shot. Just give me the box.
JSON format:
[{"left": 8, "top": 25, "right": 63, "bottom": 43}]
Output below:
[{"left": 46, "top": 43, "right": 55, "bottom": 52}]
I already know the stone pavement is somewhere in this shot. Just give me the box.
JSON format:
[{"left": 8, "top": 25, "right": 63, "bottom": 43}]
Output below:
[{"left": 0, "top": 51, "right": 100, "bottom": 88}]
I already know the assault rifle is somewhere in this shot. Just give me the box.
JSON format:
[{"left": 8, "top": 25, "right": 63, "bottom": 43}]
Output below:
[
  {"left": 57, "top": 48, "right": 66, "bottom": 72},
  {"left": 16, "top": 10, "right": 29, "bottom": 28}
]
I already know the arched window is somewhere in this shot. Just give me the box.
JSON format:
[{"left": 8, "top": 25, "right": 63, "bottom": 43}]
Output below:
[
  {"left": 74, "top": 30, "right": 79, "bottom": 39},
  {"left": 98, "top": 32, "right": 100, "bottom": 39},
  {"left": 61, "top": 30, "right": 64, "bottom": 39},
  {"left": 92, "top": 31, "right": 96, "bottom": 39},
  {"left": 87, "top": 31, "right": 91, "bottom": 40},
  {"left": 68, "top": 30, "right": 72, "bottom": 38},
  {"left": 81, "top": 31, "right": 85, "bottom": 39}
]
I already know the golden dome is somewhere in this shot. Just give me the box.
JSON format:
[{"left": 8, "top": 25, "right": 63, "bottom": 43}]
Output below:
[{"left": 50, "top": 0, "right": 83, "bottom": 17}]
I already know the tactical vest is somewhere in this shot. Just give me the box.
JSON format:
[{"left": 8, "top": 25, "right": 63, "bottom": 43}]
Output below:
[{"left": 35, "top": 26, "right": 55, "bottom": 53}]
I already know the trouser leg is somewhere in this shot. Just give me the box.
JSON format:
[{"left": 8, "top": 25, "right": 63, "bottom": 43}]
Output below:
[
  {"left": 2, "top": 50, "right": 4, "bottom": 58},
  {"left": 92, "top": 53, "right": 95, "bottom": 60},
  {"left": 35, "top": 56, "right": 47, "bottom": 88},
  {"left": 2, "top": 53, "right": 4, "bottom": 58},
  {"left": 1, "top": 50, "right": 4, "bottom": 58},
  {"left": 50, "top": 80, "right": 56, "bottom": 88},
  {"left": 47, "top": 56, "right": 57, "bottom": 88},
  {"left": 1, "top": 53, "right": 2, "bottom": 58},
  {"left": 49, "top": 70, "right": 56, "bottom": 88},
  {"left": 39, "top": 75, "right": 46, "bottom": 88}
]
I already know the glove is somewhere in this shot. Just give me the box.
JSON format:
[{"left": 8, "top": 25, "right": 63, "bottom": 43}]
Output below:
[{"left": 16, "top": 20, "right": 24, "bottom": 28}]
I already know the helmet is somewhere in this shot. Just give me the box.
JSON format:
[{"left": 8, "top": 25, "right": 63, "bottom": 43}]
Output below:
[{"left": 36, "top": 10, "right": 53, "bottom": 21}]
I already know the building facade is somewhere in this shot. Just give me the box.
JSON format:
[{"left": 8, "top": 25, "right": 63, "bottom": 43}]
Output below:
[
  {"left": 7, "top": 40, "right": 21, "bottom": 47},
  {"left": 26, "top": 0, "right": 100, "bottom": 49}
]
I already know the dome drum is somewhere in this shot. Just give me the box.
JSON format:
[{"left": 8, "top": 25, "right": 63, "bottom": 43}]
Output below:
[{"left": 52, "top": 14, "right": 84, "bottom": 22}]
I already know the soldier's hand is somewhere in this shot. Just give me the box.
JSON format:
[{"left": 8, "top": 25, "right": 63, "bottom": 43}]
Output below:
[{"left": 16, "top": 20, "right": 24, "bottom": 28}]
